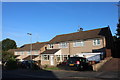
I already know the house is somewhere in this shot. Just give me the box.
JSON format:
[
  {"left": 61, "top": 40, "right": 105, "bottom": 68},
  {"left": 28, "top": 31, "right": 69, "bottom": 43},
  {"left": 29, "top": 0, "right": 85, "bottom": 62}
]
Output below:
[
  {"left": 40, "top": 27, "right": 113, "bottom": 66},
  {"left": 14, "top": 42, "right": 48, "bottom": 62}
]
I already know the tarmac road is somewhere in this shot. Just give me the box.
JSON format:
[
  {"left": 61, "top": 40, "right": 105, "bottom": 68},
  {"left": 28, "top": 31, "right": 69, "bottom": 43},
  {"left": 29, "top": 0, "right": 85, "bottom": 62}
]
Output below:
[
  {"left": 1, "top": 58, "right": 120, "bottom": 80},
  {"left": 2, "top": 68, "right": 119, "bottom": 80}
]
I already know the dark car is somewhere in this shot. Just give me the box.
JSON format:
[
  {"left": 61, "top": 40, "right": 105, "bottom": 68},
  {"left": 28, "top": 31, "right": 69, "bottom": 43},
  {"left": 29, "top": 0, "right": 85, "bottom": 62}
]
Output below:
[
  {"left": 20, "top": 60, "right": 40, "bottom": 69},
  {"left": 21, "top": 60, "right": 37, "bottom": 69},
  {"left": 66, "top": 57, "right": 89, "bottom": 70}
]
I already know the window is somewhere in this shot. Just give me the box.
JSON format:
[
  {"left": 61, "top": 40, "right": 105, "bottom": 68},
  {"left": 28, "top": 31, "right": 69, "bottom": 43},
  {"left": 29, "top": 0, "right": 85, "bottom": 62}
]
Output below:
[
  {"left": 63, "top": 55, "right": 68, "bottom": 60},
  {"left": 27, "top": 51, "right": 31, "bottom": 55},
  {"left": 21, "top": 51, "right": 24, "bottom": 55},
  {"left": 73, "top": 41, "right": 84, "bottom": 47},
  {"left": 56, "top": 55, "right": 61, "bottom": 62},
  {"left": 34, "top": 50, "right": 38, "bottom": 55},
  {"left": 42, "top": 55, "right": 49, "bottom": 60},
  {"left": 48, "top": 44, "right": 54, "bottom": 49},
  {"left": 59, "top": 42, "right": 68, "bottom": 48},
  {"left": 15, "top": 52, "right": 18, "bottom": 55},
  {"left": 93, "top": 39, "right": 100, "bottom": 46}
]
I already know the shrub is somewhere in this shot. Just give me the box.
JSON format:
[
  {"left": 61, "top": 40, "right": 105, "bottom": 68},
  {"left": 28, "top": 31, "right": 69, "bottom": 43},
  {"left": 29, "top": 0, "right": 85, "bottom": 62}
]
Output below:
[{"left": 5, "top": 58, "right": 18, "bottom": 70}]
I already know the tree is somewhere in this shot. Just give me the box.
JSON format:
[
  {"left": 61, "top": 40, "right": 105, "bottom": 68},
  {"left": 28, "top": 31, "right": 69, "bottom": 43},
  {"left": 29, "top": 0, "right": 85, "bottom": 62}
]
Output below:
[
  {"left": 2, "top": 38, "right": 17, "bottom": 51},
  {"left": 113, "top": 19, "right": 120, "bottom": 58},
  {"left": 2, "top": 51, "right": 15, "bottom": 63},
  {"left": 116, "top": 19, "right": 120, "bottom": 39}
]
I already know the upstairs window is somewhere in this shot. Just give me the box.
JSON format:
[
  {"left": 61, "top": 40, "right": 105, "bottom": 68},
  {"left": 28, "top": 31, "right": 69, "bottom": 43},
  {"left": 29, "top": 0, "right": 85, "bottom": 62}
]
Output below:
[
  {"left": 15, "top": 52, "right": 18, "bottom": 55},
  {"left": 27, "top": 51, "right": 31, "bottom": 55},
  {"left": 21, "top": 51, "right": 24, "bottom": 55},
  {"left": 93, "top": 39, "right": 100, "bottom": 46},
  {"left": 59, "top": 42, "right": 68, "bottom": 48},
  {"left": 73, "top": 41, "right": 84, "bottom": 47},
  {"left": 34, "top": 50, "right": 39, "bottom": 55}
]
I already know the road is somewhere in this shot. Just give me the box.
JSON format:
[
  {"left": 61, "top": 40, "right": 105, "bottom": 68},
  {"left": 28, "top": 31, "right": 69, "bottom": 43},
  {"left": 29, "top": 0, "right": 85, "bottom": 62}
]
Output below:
[
  {"left": 2, "top": 68, "right": 119, "bottom": 80},
  {"left": 1, "top": 58, "right": 120, "bottom": 80}
]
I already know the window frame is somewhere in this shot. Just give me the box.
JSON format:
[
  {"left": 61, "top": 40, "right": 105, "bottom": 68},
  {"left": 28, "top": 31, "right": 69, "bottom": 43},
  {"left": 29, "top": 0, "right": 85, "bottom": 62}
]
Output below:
[
  {"left": 15, "top": 52, "right": 18, "bottom": 55},
  {"left": 42, "top": 54, "right": 50, "bottom": 61},
  {"left": 21, "top": 51, "right": 24, "bottom": 55},
  {"left": 73, "top": 40, "right": 84, "bottom": 47},
  {"left": 59, "top": 42, "right": 68, "bottom": 48},
  {"left": 27, "top": 51, "right": 31, "bottom": 55},
  {"left": 34, "top": 50, "right": 39, "bottom": 55},
  {"left": 93, "top": 39, "right": 101, "bottom": 46},
  {"left": 56, "top": 55, "right": 61, "bottom": 62}
]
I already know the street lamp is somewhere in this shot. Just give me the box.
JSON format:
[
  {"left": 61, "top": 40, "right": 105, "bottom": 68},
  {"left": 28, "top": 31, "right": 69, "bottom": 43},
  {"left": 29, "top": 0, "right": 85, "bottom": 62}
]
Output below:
[{"left": 27, "top": 33, "right": 32, "bottom": 68}]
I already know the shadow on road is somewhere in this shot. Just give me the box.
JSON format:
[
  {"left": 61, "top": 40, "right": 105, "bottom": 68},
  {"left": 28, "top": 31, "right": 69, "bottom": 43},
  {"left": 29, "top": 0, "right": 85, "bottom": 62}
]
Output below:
[
  {"left": 57, "top": 63, "right": 93, "bottom": 71},
  {"left": 2, "top": 69, "right": 59, "bottom": 80}
]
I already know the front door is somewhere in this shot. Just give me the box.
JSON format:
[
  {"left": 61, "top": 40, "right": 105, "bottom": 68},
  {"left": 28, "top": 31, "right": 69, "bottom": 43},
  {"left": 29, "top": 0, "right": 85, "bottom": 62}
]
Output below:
[{"left": 50, "top": 55, "right": 54, "bottom": 65}]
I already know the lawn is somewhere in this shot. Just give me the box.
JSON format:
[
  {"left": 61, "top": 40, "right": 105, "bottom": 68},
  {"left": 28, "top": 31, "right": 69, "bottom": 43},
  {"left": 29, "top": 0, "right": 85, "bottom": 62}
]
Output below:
[{"left": 44, "top": 67, "right": 61, "bottom": 70}]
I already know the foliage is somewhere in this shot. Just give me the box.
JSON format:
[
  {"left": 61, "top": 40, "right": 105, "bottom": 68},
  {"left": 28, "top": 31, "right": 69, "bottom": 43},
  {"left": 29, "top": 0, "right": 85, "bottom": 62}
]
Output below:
[
  {"left": 43, "top": 64, "right": 48, "bottom": 69},
  {"left": 2, "top": 51, "right": 15, "bottom": 63},
  {"left": 113, "top": 18, "right": 120, "bottom": 58},
  {"left": 116, "top": 19, "right": 120, "bottom": 39},
  {"left": 5, "top": 58, "right": 18, "bottom": 70},
  {"left": 2, "top": 38, "right": 17, "bottom": 51}
]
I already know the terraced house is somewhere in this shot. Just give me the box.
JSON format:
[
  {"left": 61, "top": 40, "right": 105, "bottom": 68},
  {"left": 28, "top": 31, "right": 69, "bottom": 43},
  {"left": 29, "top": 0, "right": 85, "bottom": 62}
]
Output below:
[
  {"left": 40, "top": 27, "right": 113, "bottom": 66},
  {"left": 14, "top": 42, "right": 47, "bottom": 62}
]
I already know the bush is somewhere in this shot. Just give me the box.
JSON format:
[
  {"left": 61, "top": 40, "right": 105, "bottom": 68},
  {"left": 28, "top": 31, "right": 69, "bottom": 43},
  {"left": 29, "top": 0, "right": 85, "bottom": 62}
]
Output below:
[{"left": 5, "top": 58, "right": 18, "bottom": 70}]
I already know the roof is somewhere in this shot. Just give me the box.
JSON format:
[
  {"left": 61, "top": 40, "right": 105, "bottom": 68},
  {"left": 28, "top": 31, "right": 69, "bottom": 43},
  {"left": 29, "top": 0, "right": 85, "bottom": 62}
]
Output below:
[
  {"left": 49, "top": 27, "right": 110, "bottom": 43},
  {"left": 7, "top": 49, "right": 18, "bottom": 54},
  {"left": 14, "top": 55, "right": 20, "bottom": 58},
  {"left": 15, "top": 42, "right": 48, "bottom": 51},
  {"left": 23, "top": 55, "right": 39, "bottom": 60},
  {"left": 41, "top": 49, "right": 60, "bottom": 54}
]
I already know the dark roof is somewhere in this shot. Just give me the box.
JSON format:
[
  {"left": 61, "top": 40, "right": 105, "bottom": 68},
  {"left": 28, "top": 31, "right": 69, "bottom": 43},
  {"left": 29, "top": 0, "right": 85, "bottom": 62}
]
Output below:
[
  {"left": 15, "top": 42, "right": 48, "bottom": 51},
  {"left": 49, "top": 27, "right": 110, "bottom": 43},
  {"left": 23, "top": 55, "right": 39, "bottom": 60},
  {"left": 41, "top": 49, "right": 60, "bottom": 54},
  {"left": 14, "top": 55, "right": 20, "bottom": 58}
]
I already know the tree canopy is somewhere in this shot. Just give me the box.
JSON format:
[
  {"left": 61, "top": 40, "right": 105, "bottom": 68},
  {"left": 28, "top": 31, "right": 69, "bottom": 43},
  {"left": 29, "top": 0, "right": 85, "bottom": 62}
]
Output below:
[
  {"left": 116, "top": 19, "right": 120, "bottom": 39},
  {"left": 2, "top": 38, "right": 17, "bottom": 51}
]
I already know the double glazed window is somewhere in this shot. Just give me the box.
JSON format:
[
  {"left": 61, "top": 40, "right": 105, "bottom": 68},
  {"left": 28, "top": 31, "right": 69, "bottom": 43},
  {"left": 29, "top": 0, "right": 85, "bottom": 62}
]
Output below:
[
  {"left": 34, "top": 50, "right": 39, "bottom": 55},
  {"left": 93, "top": 39, "right": 100, "bottom": 46},
  {"left": 42, "top": 55, "right": 49, "bottom": 60},
  {"left": 21, "top": 51, "right": 24, "bottom": 55},
  {"left": 27, "top": 51, "right": 31, "bottom": 55},
  {"left": 56, "top": 55, "right": 60, "bottom": 62},
  {"left": 15, "top": 52, "right": 18, "bottom": 55},
  {"left": 56, "top": 55, "right": 69, "bottom": 62},
  {"left": 59, "top": 42, "right": 68, "bottom": 48},
  {"left": 73, "top": 41, "right": 84, "bottom": 47}
]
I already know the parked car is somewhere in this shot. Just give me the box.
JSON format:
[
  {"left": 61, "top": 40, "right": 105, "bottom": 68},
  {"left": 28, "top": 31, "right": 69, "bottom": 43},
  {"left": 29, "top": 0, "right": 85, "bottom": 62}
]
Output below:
[
  {"left": 66, "top": 57, "right": 89, "bottom": 70},
  {"left": 21, "top": 60, "right": 39, "bottom": 69}
]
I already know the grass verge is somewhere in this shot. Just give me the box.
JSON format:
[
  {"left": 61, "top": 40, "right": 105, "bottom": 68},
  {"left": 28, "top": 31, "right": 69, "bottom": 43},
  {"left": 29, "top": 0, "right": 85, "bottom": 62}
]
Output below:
[{"left": 44, "top": 67, "right": 61, "bottom": 70}]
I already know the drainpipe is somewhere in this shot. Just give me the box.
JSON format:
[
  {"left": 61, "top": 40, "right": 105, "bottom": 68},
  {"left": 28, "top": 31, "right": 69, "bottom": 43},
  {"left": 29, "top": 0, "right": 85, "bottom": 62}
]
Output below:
[
  {"left": 102, "top": 37, "right": 105, "bottom": 48},
  {"left": 102, "top": 37, "right": 106, "bottom": 59}
]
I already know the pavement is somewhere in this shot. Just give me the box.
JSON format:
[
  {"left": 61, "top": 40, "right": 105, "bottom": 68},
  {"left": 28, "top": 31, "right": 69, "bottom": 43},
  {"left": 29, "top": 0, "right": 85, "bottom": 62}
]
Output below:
[{"left": 99, "top": 58, "right": 120, "bottom": 72}]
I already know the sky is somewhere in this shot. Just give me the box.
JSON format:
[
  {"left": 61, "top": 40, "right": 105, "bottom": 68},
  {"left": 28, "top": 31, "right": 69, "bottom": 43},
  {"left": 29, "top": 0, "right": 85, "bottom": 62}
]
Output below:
[{"left": 2, "top": 2, "right": 119, "bottom": 47}]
